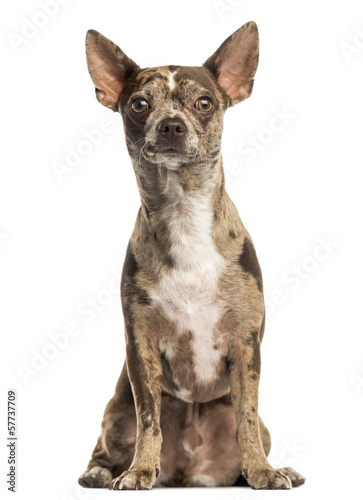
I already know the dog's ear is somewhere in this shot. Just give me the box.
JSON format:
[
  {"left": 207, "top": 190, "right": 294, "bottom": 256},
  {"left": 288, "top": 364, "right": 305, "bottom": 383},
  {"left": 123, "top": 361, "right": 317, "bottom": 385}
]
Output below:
[
  {"left": 204, "top": 21, "right": 259, "bottom": 106},
  {"left": 85, "top": 30, "right": 139, "bottom": 110}
]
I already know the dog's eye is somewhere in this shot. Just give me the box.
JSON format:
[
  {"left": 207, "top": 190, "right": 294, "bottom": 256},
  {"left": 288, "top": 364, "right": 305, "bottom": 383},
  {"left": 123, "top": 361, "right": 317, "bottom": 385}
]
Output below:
[
  {"left": 131, "top": 98, "right": 150, "bottom": 113},
  {"left": 195, "top": 97, "right": 213, "bottom": 112}
]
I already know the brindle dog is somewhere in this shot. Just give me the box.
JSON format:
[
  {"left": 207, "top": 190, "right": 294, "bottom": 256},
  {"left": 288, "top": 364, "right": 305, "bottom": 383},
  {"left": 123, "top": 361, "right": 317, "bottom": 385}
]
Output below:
[{"left": 78, "top": 22, "right": 305, "bottom": 490}]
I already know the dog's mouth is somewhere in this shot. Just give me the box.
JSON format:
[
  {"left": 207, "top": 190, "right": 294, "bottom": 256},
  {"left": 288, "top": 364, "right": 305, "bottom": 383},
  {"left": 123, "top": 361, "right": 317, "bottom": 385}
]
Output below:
[
  {"left": 159, "top": 147, "right": 182, "bottom": 155},
  {"left": 142, "top": 143, "right": 196, "bottom": 166}
]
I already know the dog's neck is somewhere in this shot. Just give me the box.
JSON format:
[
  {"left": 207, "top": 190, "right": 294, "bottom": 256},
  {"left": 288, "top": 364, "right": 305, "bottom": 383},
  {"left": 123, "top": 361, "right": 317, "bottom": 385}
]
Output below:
[
  {"left": 133, "top": 155, "right": 224, "bottom": 217},
  {"left": 131, "top": 155, "right": 226, "bottom": 268}
]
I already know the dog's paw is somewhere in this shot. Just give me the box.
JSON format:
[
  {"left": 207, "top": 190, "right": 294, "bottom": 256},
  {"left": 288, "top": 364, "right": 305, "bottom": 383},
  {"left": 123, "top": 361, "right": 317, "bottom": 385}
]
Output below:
[
  {"left": 277, "top": 467, "right": 306, "bottom": 487},
  {"left": 78, "top": 466, "right": 113, "bottom": 488},
  {"left": 109, "top": 466, "right": 159, "bottom": 490},
  {"left": 245, "top": 467, "right": 292, "bottom": 490}
]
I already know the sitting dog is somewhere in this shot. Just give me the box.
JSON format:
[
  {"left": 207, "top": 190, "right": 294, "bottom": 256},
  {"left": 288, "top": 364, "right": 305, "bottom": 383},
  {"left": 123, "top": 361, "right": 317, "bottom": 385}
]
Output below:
[{"left": 79, "top": 21, "right": 305, "bottom": 490}]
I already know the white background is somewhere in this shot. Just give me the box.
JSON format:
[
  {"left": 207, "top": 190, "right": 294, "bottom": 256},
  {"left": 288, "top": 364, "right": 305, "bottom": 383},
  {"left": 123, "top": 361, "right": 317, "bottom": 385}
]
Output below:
[{"left": 1, "top": 1, "right": 363, "bottom": 499}]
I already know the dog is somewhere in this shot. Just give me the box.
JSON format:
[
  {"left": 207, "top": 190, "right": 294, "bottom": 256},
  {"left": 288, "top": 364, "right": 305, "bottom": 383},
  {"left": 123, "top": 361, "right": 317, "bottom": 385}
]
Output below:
[{"left": 78, "top": 21, "right": 305, "bottom": 490}]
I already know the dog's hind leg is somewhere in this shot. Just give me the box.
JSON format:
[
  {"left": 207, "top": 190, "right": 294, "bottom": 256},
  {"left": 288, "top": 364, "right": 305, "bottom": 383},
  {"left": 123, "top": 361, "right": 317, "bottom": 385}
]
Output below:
[
  {"left": 259, "top": 416, "right": 271, "bottom": 457},
  {"left": 78, "top": 363, "right": 137, "bottom": 488}
]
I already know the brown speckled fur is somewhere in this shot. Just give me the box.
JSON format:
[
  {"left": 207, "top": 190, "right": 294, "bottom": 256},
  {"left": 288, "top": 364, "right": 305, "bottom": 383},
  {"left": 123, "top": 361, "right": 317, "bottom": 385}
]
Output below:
[{"left": 79, "top": 22, "right": 305, "bottom": 491}]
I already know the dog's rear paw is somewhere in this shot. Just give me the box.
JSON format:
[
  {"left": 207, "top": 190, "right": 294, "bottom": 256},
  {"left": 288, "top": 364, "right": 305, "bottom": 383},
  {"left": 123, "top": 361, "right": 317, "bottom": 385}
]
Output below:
[
  {"left": 277, "top": 467, "right": 306, "bottom": 487},
  {"left": 109, "top": 467, "right": 158, "bottom": 490},
  {"left": 78, "top": 466, "right": 112, "bottom": 488}
]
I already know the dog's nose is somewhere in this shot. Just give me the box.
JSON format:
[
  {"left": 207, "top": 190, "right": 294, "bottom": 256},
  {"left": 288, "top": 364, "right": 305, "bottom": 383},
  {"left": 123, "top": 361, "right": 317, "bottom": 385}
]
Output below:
[{"left": 158, "top": 118, "right": 186, "bottom": 138}]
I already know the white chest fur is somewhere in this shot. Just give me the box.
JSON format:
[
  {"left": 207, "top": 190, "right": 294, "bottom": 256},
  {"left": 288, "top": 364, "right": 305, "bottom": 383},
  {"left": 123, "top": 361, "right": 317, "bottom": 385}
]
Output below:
[
  {"left": 150, "top": 171, "right": 227, "bottom": 385},
  {"left": 153, "top": 268, "right": 224, "bottom": 384}
]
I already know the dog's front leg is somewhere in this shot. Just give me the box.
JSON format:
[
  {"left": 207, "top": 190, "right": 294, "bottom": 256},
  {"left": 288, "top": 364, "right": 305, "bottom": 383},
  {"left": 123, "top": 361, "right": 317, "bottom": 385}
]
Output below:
[
  {"left": 229, "top": 334, "right": 292, "bottom": 490},
  {"left": 109, "top": 325, "right": 162, "bottom": 490}
]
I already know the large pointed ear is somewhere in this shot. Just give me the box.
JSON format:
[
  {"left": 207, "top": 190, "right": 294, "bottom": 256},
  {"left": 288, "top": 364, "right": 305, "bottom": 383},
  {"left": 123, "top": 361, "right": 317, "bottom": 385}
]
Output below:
[
  {"left": 204, "top": 21, "right": 259, "bottom": 106},
  {"left": 85, "top": 30, "right": 139, "bottom": 110}
]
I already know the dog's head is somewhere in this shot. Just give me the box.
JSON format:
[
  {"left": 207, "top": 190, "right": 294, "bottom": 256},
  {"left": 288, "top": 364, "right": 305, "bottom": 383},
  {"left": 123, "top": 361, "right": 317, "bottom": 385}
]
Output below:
[{"left": 85, "top": 22, "right": 259, "bottom": 169}]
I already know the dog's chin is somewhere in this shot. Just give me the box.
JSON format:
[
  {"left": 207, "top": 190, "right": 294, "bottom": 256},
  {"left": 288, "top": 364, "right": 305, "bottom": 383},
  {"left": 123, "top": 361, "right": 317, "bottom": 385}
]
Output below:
[{"left": 142, "top": 147, "right": 195, "bottom": 170}]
